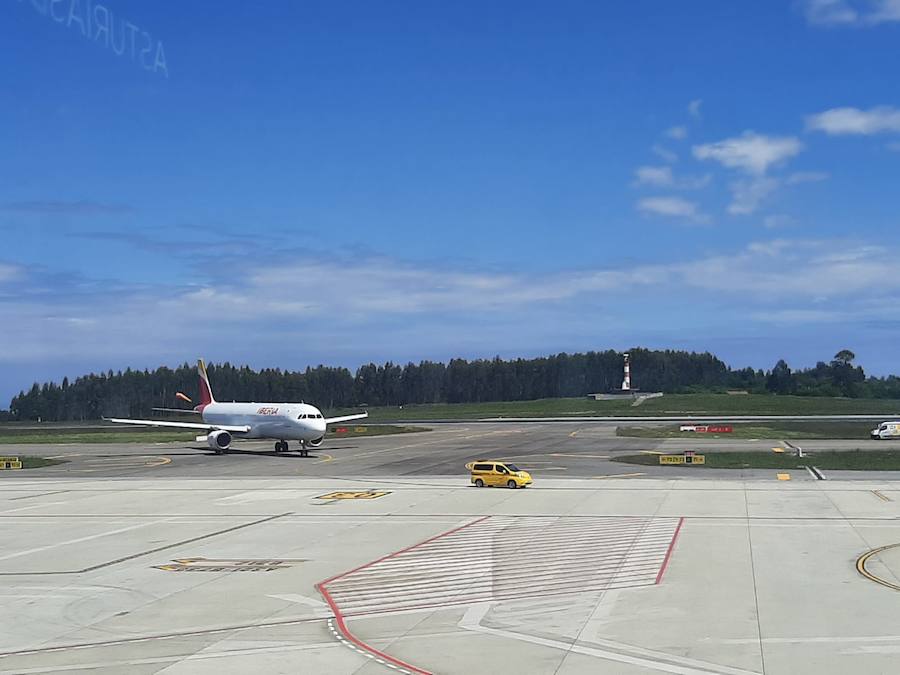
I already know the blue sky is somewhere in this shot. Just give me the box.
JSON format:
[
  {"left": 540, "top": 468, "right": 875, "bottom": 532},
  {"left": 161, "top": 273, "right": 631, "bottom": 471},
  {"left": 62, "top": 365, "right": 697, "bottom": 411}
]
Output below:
[{"left": 2, "top": 0, "right": 900, "bottom": 403}]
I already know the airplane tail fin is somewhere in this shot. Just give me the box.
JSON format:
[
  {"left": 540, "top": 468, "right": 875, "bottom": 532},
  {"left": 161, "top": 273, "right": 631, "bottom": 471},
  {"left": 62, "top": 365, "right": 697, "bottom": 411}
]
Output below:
[{"left": 197, "top": 359, "right": 216, "bottom": 410}]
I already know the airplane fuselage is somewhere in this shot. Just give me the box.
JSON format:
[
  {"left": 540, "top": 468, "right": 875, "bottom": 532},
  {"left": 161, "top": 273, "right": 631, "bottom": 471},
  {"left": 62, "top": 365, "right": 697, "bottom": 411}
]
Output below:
[{"left": 201, "top": 402, "right": 327, "bottom": 442}]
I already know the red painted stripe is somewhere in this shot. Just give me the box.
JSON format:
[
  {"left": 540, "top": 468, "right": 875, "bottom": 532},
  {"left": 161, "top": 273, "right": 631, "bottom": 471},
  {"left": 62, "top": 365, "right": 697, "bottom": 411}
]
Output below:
[
  {"left": 319, "top": 515, "right": 491, "bottom": 586},
  {"left": 317, "top": 515, "right": 491, "bottom": 675},
  {"left": 317, "top": 582, "right": 432, "bottom": 675},
  {"left": 655, "top": 516, "right": 684, "bottom": 584}
]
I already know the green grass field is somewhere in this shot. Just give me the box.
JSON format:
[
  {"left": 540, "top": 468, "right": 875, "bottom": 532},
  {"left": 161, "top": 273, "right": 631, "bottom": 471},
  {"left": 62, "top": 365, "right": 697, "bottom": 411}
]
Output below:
[
  {"left": 616, "top": 421, "right": 877, "bottom": 440},
  {"left": 0, "top": 456, "right": 67, "bottom": 469},
  {"left": 353, "top": 393, "right": 900, "bottom": 421},
  {"left": 613, "top": 450, "right": 900, "bottom": 471}
]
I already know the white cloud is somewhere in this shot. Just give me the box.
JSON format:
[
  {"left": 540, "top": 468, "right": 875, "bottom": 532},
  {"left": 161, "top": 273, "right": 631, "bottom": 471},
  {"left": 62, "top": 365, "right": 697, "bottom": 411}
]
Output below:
[
  {"left": 633, "top": 166, "right": 711, "bottom": 190},
  {"left": 750, "top": 308, "right": 842, "bottom": 324},
  {"left": 785, "top": 171, "right": 829, "bottom": 184},
  {"left": 634, "top": 166, "right": 673, "bottom": 187},
  {"left": 672, "top": 239, "right": 900, "bottom": 298},
  {"left": 728, "top": 177, "right": 780, "bottom": 215},
  {"left": 0, "top": 264, "right": 21, "bottom": 282},
  {"left": 802, "top": 0, "right": 900, "bottom": 25},
  {"left": 803, "top": 0, "right": 860, "bottom": 24},
  {"left": 680, "top": 174, "right": 713, "bottom": 190},
  {"left": 806, "top": 106, "right": 900, "bottom": 135},
  {"left": 4, "top": 240, "right": 900, "bottom": 372},
  {"left": 636, "top": 196, "right": 708, "bottom": 222},
  {"left": 693, "top": 132, "right": 803, "bottom": 175},
  {"left": 763, "top": 214, "right": 796, "bottom": 229},
  {"left": 688, "top": 99, "right": 702, "bottom": 119},
  {"left": 651, "top": 144, "right": 678, "bottom": 163},
  {"left": 666, "top": 126, "right": 687, "bottom": 140}
]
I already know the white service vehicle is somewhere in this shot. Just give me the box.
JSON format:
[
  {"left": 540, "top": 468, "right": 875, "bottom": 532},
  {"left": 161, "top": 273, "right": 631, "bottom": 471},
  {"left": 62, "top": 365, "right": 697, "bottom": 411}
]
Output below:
[
  {"left": 106, "top": 359, "right": 367, "bottom": 456},
  {"left": 871, "top": 421, "right": 900, "bottom": 439}
]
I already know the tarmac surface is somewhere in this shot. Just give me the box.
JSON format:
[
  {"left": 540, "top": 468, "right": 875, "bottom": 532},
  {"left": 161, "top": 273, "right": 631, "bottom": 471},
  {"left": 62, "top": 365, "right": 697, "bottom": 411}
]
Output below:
[
  {"left": 3, "top": 423, "right": 900, "bottom": 674},
  {"left": 3, "top": 421, "right": 899, "bottom": 481}
]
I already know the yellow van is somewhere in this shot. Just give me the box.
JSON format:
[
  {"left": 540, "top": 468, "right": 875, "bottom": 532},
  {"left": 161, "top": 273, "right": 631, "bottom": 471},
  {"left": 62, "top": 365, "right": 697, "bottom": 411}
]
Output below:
[{"left": 467, "top": 460, "right": 532, "bottom": 488}]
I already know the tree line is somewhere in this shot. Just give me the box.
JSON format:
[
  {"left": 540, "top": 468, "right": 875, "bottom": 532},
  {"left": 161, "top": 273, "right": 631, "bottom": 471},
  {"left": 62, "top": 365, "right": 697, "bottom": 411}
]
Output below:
[{"left": 7, "top": 347, "right": 900, "bottom": 421}]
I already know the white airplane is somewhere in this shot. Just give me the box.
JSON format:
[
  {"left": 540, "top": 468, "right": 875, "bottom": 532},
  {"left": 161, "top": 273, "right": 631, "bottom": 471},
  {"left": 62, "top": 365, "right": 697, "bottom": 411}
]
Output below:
[{"left": 106, "top": 360, "right": 368, "bottom": 456}]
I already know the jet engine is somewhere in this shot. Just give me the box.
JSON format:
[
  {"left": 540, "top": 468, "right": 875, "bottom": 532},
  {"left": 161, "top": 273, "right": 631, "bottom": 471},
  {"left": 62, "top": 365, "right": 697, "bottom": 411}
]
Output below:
[
  {"left": 207, "top": 430, "right": 232, "bottom": 451},
  {"left": 308, "top": 436, "right": 324, "bottom": 448}
]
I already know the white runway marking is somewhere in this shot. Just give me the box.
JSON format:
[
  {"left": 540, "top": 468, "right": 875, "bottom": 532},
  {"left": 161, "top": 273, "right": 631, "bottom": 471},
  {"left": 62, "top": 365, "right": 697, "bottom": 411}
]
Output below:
[
  {"left": 0, "top": 518, "right": 171, "bottom": 562},
  {"left": 0, "top": 502, "right": 69, "bottom": 515},
  {"left": 266, "top": 593, "right": 328, "bottom": 608},
  {"left": 458, "top": 602, "right": 758, "bottom": 675},
  {"left": 323, "top": 515, "right": 681, "bottom": 617}
]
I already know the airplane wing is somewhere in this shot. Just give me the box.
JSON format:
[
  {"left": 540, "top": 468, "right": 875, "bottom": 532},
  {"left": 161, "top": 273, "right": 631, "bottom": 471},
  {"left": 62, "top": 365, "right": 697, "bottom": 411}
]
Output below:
[
  {"left": 104, "top": 418, "right": 250, "bottom": 433},
  {"left": 324, "top": 412, "right": 369, "bottom": 425}
]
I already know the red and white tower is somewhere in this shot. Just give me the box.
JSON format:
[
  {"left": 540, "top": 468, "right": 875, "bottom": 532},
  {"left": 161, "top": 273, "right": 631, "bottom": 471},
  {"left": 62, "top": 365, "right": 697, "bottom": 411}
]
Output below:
[{"left": 621, "top": 352, "right": 632, "bottom": 391}]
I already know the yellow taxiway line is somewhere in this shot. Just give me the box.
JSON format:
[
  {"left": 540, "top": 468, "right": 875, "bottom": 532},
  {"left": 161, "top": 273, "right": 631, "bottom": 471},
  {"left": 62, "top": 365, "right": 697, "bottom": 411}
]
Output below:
[{"left": 857, "top": 543, "right": 900, "bottom": 592}]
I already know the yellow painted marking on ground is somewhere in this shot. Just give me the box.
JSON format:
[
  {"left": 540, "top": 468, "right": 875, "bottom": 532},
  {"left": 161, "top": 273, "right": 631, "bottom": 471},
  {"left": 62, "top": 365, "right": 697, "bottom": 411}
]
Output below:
[
  {"left": 777, "top": 473, "right": 791, "bottom": 481},
  {"left": 316, "top": 491, "right": 391, "bottom": 500},
  {"left": 873, "top": 490, "right": 893, "bottom": 502},
  {"left": 81, "top": 455, "right": 171, "bottom": 467},
  {"left": 316, "top": 453, "right": 334, "bottom": 463},
  {"left": 549, "top": 453, "right": 609, "bottom": 459},
  {"left": 857, "top": 544, "right": 900, "bottom": 592},
  {"left": 568, "top": 430, "right": 579, "bottom": 438},
  {"left": 593, "top": 473, "right": 645, "bottom": 479},
  {"left": 772, "top": 447, "right": 785, "bottom": 454},
  {"left": 155, "top": 557, "right": 302, "bottom": 572}
]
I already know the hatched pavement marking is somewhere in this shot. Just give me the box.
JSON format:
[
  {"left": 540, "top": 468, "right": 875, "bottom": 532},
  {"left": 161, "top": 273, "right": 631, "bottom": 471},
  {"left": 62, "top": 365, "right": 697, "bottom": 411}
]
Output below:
[{"left": 322, "top": 515, "right": 682, "bottom": 617}]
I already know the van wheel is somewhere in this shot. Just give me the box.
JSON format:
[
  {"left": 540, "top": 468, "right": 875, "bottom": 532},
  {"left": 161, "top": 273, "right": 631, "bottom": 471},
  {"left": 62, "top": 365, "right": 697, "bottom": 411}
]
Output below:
[
  {"left": 474, "top": 479, "right": 484, "bottom": 488},
  {"left": 507, "top": 480, "right": 517, "bottom": 489}
]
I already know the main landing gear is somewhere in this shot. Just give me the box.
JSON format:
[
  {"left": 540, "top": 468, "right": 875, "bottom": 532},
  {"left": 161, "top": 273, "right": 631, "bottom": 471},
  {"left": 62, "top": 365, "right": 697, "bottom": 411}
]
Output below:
[{"left": 273, "top": 440, "right": 310, "bottom": 457}]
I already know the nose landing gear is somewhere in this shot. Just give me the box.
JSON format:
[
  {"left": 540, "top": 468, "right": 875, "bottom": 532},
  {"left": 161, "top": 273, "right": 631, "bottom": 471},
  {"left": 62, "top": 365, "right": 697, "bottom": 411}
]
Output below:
[{"left": 298, "top": 441, "right": 309, "bottom": 458}]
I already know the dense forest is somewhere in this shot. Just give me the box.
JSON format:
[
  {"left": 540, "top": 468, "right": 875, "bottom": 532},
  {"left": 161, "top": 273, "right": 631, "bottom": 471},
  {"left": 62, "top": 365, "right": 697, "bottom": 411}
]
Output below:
[{"left": 6, "top": 348, "right": 900, "bottom": 422}]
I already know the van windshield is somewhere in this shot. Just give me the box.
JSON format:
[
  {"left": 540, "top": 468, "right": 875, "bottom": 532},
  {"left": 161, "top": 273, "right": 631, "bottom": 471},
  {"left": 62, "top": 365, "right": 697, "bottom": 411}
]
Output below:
[{"left": 505, "top": 464, "right": 520, "bottom": 472}]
